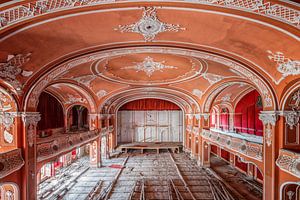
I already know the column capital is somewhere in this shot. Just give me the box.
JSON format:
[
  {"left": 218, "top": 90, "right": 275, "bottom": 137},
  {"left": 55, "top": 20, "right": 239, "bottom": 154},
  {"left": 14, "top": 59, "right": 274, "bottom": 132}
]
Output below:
[
  {"left": 259, "top": 111, "right": 278, "bottom": 126},
  {"left": 278, "top": 110, "right": 300, "bottom": 129},
  {"left": 21, "top": 112, "right": 41, "bottom": 147},
  {"left": 201, "top": 113, "right": 210, "bottom": 121}
]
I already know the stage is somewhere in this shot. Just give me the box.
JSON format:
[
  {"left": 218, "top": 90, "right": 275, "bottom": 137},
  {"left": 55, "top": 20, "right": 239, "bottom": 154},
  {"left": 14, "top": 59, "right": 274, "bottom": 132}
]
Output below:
[{"left": 117, "top": 142, "right": 183, "bottom": 154}]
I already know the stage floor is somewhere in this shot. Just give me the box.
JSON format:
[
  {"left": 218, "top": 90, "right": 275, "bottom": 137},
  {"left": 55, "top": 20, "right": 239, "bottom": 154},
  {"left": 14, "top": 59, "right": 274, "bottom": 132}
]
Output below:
[{"left": 117, "top": 142, "right": 183, "bottom": 154}]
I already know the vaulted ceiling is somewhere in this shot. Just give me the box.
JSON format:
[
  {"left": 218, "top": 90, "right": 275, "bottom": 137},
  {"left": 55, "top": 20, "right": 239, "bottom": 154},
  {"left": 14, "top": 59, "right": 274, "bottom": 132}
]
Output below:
[{"left": 0, "top": 0, "right": 299, "bottom": 113}]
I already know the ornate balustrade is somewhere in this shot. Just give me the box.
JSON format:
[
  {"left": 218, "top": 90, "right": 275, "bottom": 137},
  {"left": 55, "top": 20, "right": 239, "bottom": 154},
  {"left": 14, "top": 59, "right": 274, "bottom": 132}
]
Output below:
[
  {"left": 0, "top": 148, "right": 24, "bottom": 179},
  {"left": 37, "top": 129, "right": 100, "bottom": 162},
  {"left": 276, "top": 149, "right": 300, "bottom": 178},
  {"left": 201, "top": 129, "right": 263, "bottom": 161}
]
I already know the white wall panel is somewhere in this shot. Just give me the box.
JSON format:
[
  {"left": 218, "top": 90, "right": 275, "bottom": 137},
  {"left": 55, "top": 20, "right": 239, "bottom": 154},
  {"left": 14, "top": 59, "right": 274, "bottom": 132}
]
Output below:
[{"left": 117, "top": 110, "right": 183, "bottom": 144}]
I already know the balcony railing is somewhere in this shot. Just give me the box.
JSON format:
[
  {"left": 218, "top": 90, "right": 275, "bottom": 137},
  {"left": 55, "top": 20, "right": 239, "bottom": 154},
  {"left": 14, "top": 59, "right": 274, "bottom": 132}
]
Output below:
[
  {"left": 0, "top": 148, "right": 24, "bottom": 179},
  {"left": 201, "top": 129, "right": 263, "bottom": 161},
  {"left": 37, "top": 130, "right": 100, "bottom": 162},
  {"left": 276, "top": 149, "right": 300, "bottom": 178}
]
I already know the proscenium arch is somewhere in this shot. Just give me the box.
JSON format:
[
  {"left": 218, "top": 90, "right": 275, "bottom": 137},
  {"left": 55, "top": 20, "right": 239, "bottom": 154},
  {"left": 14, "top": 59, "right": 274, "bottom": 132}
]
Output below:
[
  {"left": 99, "top": 87, "right": 201, "bottom": 114},
  {"left": 110, "top": 95, "right": 189, "bottom": 147},
  {"left": 23, "top": 46, "right": 277, "bottom": 112}
]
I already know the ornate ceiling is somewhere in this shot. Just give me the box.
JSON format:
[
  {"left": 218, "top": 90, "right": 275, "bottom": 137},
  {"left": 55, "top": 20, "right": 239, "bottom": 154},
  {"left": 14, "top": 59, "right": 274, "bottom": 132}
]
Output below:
[{"left": 0, "top": 1, "right": 299, "bottom": 113}]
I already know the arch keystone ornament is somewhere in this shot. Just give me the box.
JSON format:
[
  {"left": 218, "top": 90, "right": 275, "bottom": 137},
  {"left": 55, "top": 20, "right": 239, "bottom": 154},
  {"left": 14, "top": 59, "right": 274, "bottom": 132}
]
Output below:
[
  {"left": 115, "top": 7, "right": 185, "bottom": 42},
  {"left": 259, "top": 111, "right": 278, "bottom": 147}
]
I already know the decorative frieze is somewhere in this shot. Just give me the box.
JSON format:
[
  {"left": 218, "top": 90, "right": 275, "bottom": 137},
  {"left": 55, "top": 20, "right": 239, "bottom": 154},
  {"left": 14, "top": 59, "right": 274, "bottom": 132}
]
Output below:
[
  {"left": 202, "top": 129, "right": 263, "bottom": 161},
  {"left": 21, "top": 112, "right": 41, "bottom": 147},
  {"left": 0, "top": 149, "right": 25, "bottom": 179},
  {"left": 37, "top": 130, "right": 99, "bottom": 162},
  {"left": 115, "top": 7, "right": 185, "bottom": 42},
  {"left": 0, "top": 0, "right": 298, "bottom": 31},
  {"left": 276, "top": 149, "right": 300, "bottom": 178}
]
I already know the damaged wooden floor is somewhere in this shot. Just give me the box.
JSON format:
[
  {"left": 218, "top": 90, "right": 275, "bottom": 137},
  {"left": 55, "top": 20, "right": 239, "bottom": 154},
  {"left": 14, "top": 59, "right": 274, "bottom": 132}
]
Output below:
[{"left": 40, "top": 151, "right": 262, "bottom": 200}]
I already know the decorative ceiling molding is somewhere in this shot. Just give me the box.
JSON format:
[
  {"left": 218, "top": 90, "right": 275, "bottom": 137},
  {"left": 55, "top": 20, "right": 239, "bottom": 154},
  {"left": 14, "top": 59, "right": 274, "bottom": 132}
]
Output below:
[
  {"left": 204, "top": 82, "right": 235, "bottom": 112},
  {"left": 202, "top": 72, "right": 225, "bottom": 85},
  {"left": 95, "top": 56, "right": 202, "bottom": 85},
  {"left": 74, "top": 74, "right": 97, "bottom": 88},
  {"left": 115, "top": 7, "right": 185, "bottom": 42},
  {"left": 267, "top": 50, "right": 300, "bottom": 84},
  {"left": 0, "top": 53, "right": 33, "bottom": 92},
  {"left": 221, "top": 93, "right": 232, "bottom": 102},
  {"left": 0, "top": 0, "right": 299, "bottom": 31},
  {"left": 192, "top": 89, "right": 203, "bottom": 99},
  {"left": 121, "top": 56, "right": 177, "bottom": 77},
  {"left": 65, "top": 94, "right": 87, "bottom": 104},
  {"left": 25, "top": 47, "right": 275, "bottom": 110},
  {"left": 96, "top": 90, "right": 107, "bottom": 99}
]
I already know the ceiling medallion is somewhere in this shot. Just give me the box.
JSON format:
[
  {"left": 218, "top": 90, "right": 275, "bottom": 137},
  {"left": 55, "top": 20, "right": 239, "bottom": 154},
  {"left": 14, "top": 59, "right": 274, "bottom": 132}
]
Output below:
[
  {"left": 121, "top": 56, "right": 177, "bottom": 77},
  {"left": 115, "top": 7, "right": 185, "bottom": 42}
]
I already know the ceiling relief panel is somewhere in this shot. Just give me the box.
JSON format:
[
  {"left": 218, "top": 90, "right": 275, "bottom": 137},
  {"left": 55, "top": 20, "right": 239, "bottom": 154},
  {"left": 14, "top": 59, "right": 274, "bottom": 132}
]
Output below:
[
  {"left": 92, "top": 53, "right": 204, "bottom": 86},
  {"left": 25, "top": 47, "right": 276, "bottom": 110},
  {"left": 115, "top": 7, "right": 185, "bottom": 42}
]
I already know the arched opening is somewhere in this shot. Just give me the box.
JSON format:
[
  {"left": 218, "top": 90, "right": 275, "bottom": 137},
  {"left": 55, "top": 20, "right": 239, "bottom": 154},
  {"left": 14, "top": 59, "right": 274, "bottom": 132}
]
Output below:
[
  {"left": 0, "top": 183, "right": 19, "bottom": 200},
  {"left": 68, "top": 105, "right": 89, "bottom": 132},
  {"left": 37, "top": 92, "right": 65, "bottom": 138},
  {"left": 282, "top": 88, "right": 300, "bottom": 151},
  {"left": 117, "top": 98, "right": 183, "bottom": 145},
  {"left": 281, "top": 182, "right": 300, "bottom": 200}
]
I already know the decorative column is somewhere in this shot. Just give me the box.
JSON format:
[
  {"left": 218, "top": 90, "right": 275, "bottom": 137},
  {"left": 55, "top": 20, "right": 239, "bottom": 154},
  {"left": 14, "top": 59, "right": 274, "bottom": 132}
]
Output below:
[
  {"left": 89, "top": 137, "right": 101, "bottom": 168},
  {"left": 21, "top": 112, "right": 41, "bottom": 200},
  {"left": 259, "top": 111, "right": 278, "bottom": 200},
  {"left": 199, "top": 113, "right": 210, "bottom": 166},
  {"left": 229, "top": 112, "right": 234, "bottom": 132},
  {"left": 89, "top": 113, "right": 99, "bottom": 131}
]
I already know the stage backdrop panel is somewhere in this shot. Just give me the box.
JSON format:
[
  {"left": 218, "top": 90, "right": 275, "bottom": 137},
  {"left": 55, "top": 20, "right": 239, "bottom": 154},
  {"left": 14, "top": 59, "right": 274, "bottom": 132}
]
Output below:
[{"left": 117, "top": 110, "right": 183, "bottom": 144}]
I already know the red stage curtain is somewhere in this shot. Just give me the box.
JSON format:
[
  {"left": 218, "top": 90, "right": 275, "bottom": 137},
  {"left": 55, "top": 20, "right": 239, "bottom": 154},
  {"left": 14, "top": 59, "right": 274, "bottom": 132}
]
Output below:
[
  {"left": 234, "top": 90, "right": 263, "bottom": 136},
  {"left": 119, "top": 98, "right": 180, "bottom": 110},
  {"left": 37, "top": 92, "right": 64, "bottom": 130}
]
